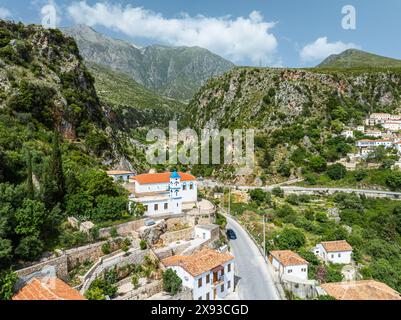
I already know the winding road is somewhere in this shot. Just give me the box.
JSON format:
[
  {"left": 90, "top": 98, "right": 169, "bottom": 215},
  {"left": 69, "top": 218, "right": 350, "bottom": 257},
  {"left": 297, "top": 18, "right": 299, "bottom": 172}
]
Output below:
[{"left": 226, "top": 215, "right": 280, "bottom": 300}]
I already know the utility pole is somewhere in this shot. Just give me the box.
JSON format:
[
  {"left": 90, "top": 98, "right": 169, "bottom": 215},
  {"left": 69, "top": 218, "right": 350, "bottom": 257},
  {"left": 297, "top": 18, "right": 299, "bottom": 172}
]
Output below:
[
  {"left": 228, "top": 187, "right": 231, "bottom": 217},
  {"left": 263, "top": 214, "right": 266, "bottom": 260}
]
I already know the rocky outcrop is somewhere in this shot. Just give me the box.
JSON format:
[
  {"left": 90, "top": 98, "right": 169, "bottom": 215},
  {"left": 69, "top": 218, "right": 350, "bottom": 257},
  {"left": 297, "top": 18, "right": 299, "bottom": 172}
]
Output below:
[{"left": 138, "top": 220, "right": 168, "bottom": 245}]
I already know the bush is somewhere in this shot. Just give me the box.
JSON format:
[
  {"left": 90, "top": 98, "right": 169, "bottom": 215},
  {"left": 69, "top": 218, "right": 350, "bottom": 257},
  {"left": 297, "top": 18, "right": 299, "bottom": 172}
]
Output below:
[
  {"left": 249, "top": 188, "right": 271, "bottom": 206},
  {"left": 101, "top": 242, "right": 111, "bottom": 254},
  {"left": 327, "top": 163, "right": 347, "bottom": 180},
  {"left": 163, "top": 269, "right": 182, "bottom": 295},
  {"left": 386, "top": 171, "right": 401, "bottom": 191},
  {"left": 272, "top": 187, "right": 284, "bottom": 198},
  {"left": 15, "top": 236, "right": 44, "bottom": 261},
  {"left": 274, "top": 228, "right": 306, "bottom": 250},
  {"left": 131, "top": 274, "right": 139, "bottom": 289},
  {"left": 140, "top": 240, "right": 147, "bottom": 250},
  {"left": 0, "top": 269, "right": 17, "bottom": 300}
]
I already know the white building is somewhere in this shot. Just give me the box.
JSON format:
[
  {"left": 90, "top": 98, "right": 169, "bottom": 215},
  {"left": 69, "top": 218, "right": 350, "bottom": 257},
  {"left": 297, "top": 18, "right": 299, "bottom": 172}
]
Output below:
[
  {"left": 313, "top": 240, "right": 353, "bottom": 264},
  {"left": 194, "top": 224, "right": 220, "bottom": 241},
  {"left": 383, "top": 121, "right": 401, "bottom": 132},
  {"left": 364, "top": 130, "right": 382, "bottom": 138},
  {"left": 269, "top": 250, "right": 308, "bottom": 281},
  {"left": 356, "top": 125, "right": 365, "bottom": 132},
  {"left": 129, "top": 171, "right": 197, "bottom": 217},
  {"left": 162, "top": 249, "right": 235, "bottom": 300},
  {"left": 341, "top": 130, "right": 354, "bottom": 139},
  {"left": 356, "top": 139, "right": 393, "bottom": 148},
  {"left": 367, "top": 113, "right": 401, "bottom": 126},
  {"left": 106, "top": 170, "right": 134, "bottom": 182}
]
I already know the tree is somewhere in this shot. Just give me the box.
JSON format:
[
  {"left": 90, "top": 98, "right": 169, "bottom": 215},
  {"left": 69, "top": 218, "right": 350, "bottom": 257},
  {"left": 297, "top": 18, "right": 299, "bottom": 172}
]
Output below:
[
  {"left": 0, "top": 269, "right": 17, "bottom": 300},
  {"left": 163, "top": 269, "right": 182, "bottom": 295},
  {"left": 91, "top": 195, "right": 127, "bottom": 222},
  {"left": 327, "top": 163, "right": 347, "bottom": 180},
  {"left": 309, "top": 156, "right": 327, "bottom": 173},
  {"left": 386, "top": 171, "right": 401, "bottom": 191},
  {"left": 0, "top": 238, "right": 12, "bottom": 268},
  {"left": 275, "top": 204, "right": 296, "bottom": 218},
  {"left": 15, "top": 236, "right": 44, "bottom": 260},
  {"left": 26, "top": 149, "right": 34, "bottom": 199},
  {"left": 15, "top": 199, "right": 47, "bottom": 236},
  {"left": 249, "top": 189, "right": 271, "bottom": 206},
  {"left": 42, "top": 131, "right": 65, "bottom": 209},
  {"left": 274, "top": 228, "right": 306, "bottom": 250}
]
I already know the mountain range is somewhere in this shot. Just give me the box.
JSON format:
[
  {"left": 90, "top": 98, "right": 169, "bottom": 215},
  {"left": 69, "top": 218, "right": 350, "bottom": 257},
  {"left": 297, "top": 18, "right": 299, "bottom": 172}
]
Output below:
[
  {"left": 63, "top": 25, "right": 235, "bottom": 100},
  {"left": 317, "top": 49, "right": 401, "bottom": 69}
]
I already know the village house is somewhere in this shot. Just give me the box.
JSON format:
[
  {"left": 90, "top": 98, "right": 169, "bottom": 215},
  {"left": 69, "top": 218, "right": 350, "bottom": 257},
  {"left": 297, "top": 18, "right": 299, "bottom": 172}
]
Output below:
[
  {"left": 13, "top": 276, "right": 86, "bottom": 300},
  {"left": 356, "top": 139, "right": 393, "bottom": 148},
  {"left": 128, "top": 171, "right": 197, "bottom": 217},
  {"left": 106, "top": 170, "right": 135, "bottom": 182},
  {"left": 269, "top": 250, "right": 309, "bottom": 281},
  {"left": 383, "top": 121, "right": 401, "bottom": 132},
  {"left": 313, "top": 240, "right": 353, "bottom": 264},
  {"left": 341, "top": 130, "right": 354, "bottom": 139},
  {"left": 364, "top": 129, "right": 382, "bottom": 138},
  {"left": 356, "top": 125, "right": 365, "bottom": 132},
  {"left": 321, "top": 280, "right": 401, "bottom": 300},
  {"left": 161, "top": 249, "right": 235, "bottom": 300},
  {"left": 366, "top": 113, "right": 401, "bottom": 126}
]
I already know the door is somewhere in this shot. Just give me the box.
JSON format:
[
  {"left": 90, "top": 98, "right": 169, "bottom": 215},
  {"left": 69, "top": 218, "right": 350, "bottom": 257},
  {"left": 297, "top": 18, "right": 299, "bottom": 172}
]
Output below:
[{"left": 213, "top": 288, "right": 217, "bottom": 300}]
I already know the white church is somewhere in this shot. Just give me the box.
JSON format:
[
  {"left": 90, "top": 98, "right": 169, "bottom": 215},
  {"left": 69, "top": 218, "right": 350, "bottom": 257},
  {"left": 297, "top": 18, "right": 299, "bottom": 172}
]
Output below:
[{"left": 128, "top": 171, "right": 198, "bottom": 216}]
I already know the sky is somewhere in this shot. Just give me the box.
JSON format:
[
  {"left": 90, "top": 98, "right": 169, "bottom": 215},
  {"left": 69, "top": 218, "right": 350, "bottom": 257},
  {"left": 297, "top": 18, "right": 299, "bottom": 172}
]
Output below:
[{"left": 1, "top": 0, "right": 400, "bottom": 67}]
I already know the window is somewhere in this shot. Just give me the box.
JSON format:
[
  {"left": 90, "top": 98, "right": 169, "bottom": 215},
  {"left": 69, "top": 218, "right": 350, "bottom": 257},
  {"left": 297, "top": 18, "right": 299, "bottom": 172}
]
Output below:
[
  {"left": 190, "top": 184, "right": 194, "bottom": 190},
  {"left": 206, "top": 293, "right": 210, "bottom": 300},
  {"left": 154, "top": 204, "right": 158, "bottom": 211},
  {"left": 338, "top": 253, "right": 341, "bottom": 257},
  {"left": 198, "top": 296, "right": 202, "bottom": 300},
  {"left": 206, "top": 274, "right": 210, "bottom": 284},
  {"left": 227, "top": 264, "right": 231, "bottom": 273},
  {"left": 227, "top": 281, "right": 231, "bottom": 289},
  {"left": 221, "top": 268, "right": 225, "bottom": 276},
  {"left": 183, "top": 184, "right": 187, "bottom": 191},
  {"left": 301, "top": 268, "right": 306, "bottom": 272},
  {"left": 198, "top": 278, "right": 202, "bottom": 288},
  {"left": 331, "top": 254, "right": 334, "bottom": 259},
  {"left": 287, "top": 269, "right": 292, "bottom": 274},
  {"left": 164, "top": 203, "right": 168, "bottom": 210},
  {"left": 221, "top": 284, "right": 224, "bottom": 292},
  {"left": 144, "top": 205, "right": 148, "bottom": 212}
]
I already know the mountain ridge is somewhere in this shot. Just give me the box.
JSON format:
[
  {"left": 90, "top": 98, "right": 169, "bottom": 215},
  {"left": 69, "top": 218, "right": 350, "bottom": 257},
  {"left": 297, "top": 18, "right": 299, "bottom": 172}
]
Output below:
[
  {"left": 63, "top": 25, "right": 235, "bottom": 100},
  {"left": 317, "top": 49, "right": 401, "bottom": 69}
]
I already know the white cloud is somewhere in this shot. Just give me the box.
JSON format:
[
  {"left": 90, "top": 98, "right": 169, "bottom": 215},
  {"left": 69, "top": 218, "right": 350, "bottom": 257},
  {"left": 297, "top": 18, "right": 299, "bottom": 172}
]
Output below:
[
  {"left": 0, "top": 7, "right": 11, "bottom": 19},
  {"left": 300, "top": 37, "right": 360, "bottom": 62},
  {"left": 67, "top": 1, "right": 278, "bottom": 64}
]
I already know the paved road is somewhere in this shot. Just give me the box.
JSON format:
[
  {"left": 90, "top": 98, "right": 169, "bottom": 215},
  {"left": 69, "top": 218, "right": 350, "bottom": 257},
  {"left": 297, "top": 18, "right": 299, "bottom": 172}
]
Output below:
[
  {"left": 199, "top": 180, "right": 401, "bottom": 199},
  {"left": 226, "top": 215, "right": 280, "bottom": 300}
]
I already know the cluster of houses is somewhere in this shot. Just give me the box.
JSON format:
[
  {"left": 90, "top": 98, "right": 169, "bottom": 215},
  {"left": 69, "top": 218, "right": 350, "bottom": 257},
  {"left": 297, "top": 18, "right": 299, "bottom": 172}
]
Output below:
[
  {"left": 270, "top": 240, "right": 353, "bottom": 281},
  {"left": 339, "top": 113, "right": 401, "bottom": 164}
]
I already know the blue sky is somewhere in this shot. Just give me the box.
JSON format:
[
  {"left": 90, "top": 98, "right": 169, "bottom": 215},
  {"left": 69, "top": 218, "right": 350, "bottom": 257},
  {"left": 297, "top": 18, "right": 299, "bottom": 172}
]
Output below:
[{"left": 1, "top": 0, "right": 401, "bottom": 67}]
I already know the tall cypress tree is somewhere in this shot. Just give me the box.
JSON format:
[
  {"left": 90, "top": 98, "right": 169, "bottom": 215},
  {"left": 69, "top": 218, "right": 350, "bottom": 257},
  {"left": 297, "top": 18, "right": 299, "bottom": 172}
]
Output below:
[
  {"left": 26, "top": 149, "right": 34, "bottom": 199},
  {"left": 42, "top": 131, "right": 65, "bottom": 208}
]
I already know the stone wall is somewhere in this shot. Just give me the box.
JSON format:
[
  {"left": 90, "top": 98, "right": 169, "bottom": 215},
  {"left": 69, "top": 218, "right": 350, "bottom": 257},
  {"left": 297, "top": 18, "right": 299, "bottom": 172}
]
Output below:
[
  {"left": 15, "top": 239, "right": 122, "bottom": 282},
  {"left": 98, "top": 219, "right": 146, "bottom": 238},
  {"left": 16, "top": 255, "right": 69, "bottom": 281},
  {"left": 160, "top": 227, "right": 194, "bottom": 244}
]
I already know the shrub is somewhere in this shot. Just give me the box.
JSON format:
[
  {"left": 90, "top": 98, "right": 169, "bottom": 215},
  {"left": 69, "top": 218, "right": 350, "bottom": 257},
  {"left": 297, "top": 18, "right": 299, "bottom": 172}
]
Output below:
[
  {"left": 101, "top": 242, "right": 111, "bottom": 255},
  {"left": 327, "top": 163, "right": 347, "bottom": 180},
  {"left": 131, "top": 274, "right": 139, "bottom": 289},
  {"left": 163, "top": 269, "right": 182, "bottom": 295},
  {"left": 140, "top": 240, "right": 147, "bottom": 250},
  {"left": 274, "top": 228, "right": 306, "bottom": 250},
  {"left": 272, "top": 187, "right": 284, "bottom": 198},
  {"left": 0, "top": 269, "right": 17, "bottom": 300}
]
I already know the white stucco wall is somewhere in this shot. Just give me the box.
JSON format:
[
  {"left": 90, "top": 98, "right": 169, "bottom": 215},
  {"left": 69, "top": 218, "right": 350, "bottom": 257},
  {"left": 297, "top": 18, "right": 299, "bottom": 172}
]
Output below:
[
  {"left": 315, "top": 244, "right": 352, "bottom": 264},
  {"left": 168, "top": 259, "right": 235, "bottom": 300},
  {"left": 272, "top": 257, "right": 308, "bottom": 281}
]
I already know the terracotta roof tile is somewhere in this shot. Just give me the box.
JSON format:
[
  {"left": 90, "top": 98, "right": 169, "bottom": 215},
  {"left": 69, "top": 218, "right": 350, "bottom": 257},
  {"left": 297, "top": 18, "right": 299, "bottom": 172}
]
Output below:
[
  {"left": 321, "top": 280, "right": 401, "bottom": 300},
  {"left": 132, "top": 172, "right": 196, "bottom": 185},
  {"left": 106, "top": 170, "right": 133, "bottom": 175},
  {"left": 162, "top": 249, "right": 234, "bottom": 277},
  {"left": 270, "top": 250, "right": 308, "bottom": 267},
  {"left": 321, "top": 240, "right": 352, "bottom": 252},
  {"left": 12, "top": 277, "right": 86, "bottom": 300}
]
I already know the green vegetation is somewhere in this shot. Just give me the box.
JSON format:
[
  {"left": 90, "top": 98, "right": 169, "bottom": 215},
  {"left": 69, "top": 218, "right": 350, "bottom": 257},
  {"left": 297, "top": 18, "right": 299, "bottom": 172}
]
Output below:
[
  {"left": 317, "top": 49, "right": 401, "bottom": 69},
  {"left": 162, "top": 269, "right": 182, "bottom": 295},
  {"left": 85, "top": 268, "right": 118, "bottom": 300}
]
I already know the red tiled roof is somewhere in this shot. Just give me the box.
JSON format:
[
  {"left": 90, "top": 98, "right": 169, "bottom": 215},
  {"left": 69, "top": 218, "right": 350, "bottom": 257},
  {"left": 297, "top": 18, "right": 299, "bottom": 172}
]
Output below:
[
  {"left": 321, "top": 280, "right": 401, "bottom": 300},
  {"left": 132, "top": 172, "right": 196, "bottom": 185},
  {"left": 12, "top": 277, "right": 86, "bottom": 300},
  {"left": 270, "top": 250, "right": 308, "bottom": 267},
  {"left": 162, "top": 249, "right": 234, "bottom": 277},
  {"left": 321, "top": 240, "right": 352, "bottom": 252}
]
